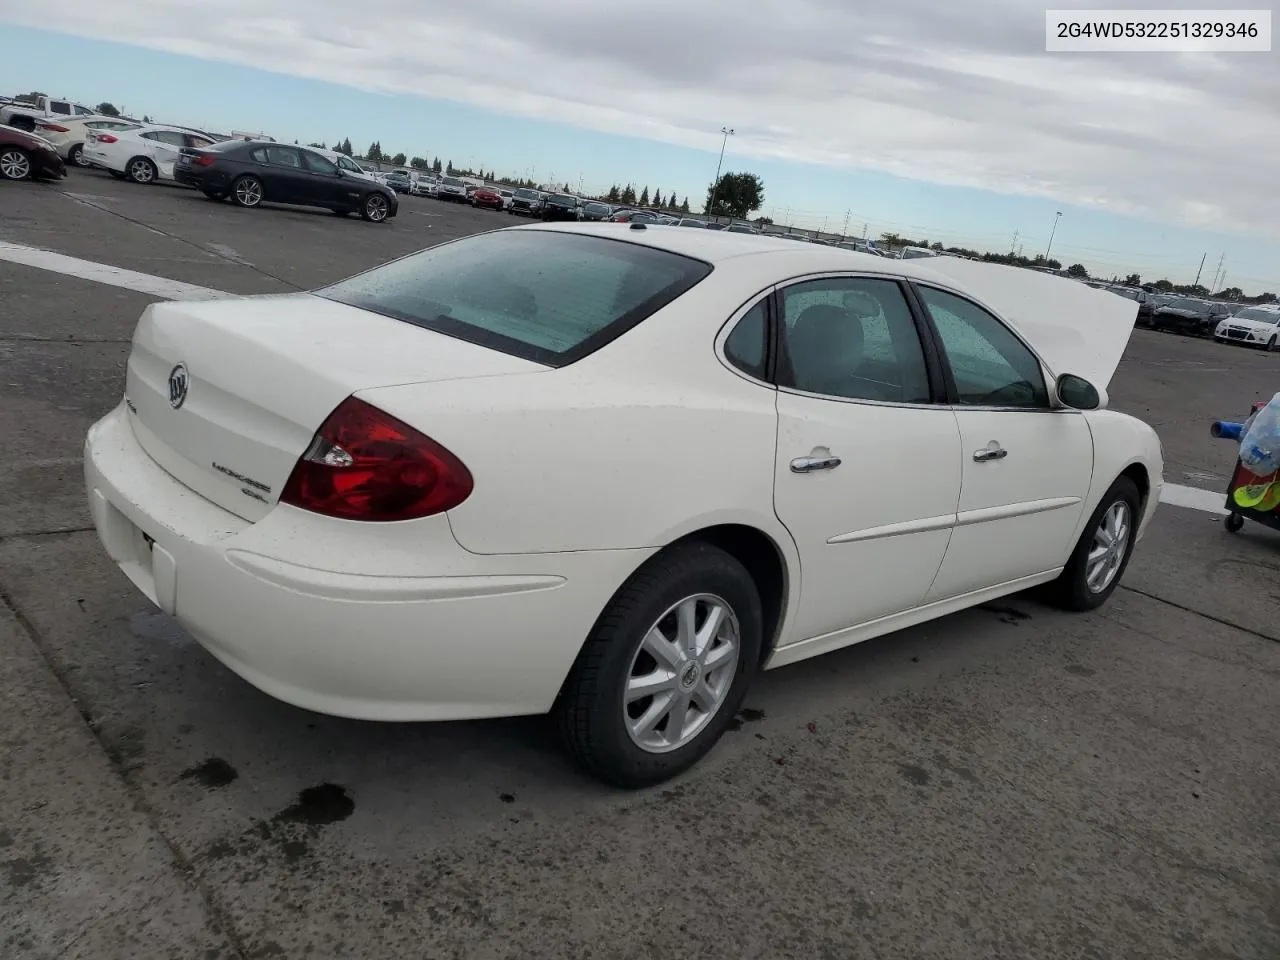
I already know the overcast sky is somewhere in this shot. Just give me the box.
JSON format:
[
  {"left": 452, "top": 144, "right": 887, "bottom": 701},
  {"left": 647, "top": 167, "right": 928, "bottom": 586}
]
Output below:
[{"left": 2, "top": 1, "right": 1277, "bottom": 287}]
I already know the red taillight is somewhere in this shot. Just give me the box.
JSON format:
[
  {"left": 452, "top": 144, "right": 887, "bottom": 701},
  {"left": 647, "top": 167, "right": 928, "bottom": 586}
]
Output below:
[
  {"left": 38, "top": 122, "right": 70, "bottom": 133},
  {"left": 280, "top": 397, "right": 473, "bottom": 522},
  {"left": 194, "top": 154, "right": 215, "bottom": 166},
  {"left": 97, "top": 134, "right": 118, "bottom": 144}
]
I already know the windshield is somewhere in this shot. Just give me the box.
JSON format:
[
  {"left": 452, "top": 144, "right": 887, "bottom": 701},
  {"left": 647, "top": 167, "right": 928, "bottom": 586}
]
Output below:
[
  {"left": 1233, "top": 307, "right": 1279, "bottom": 323},
  {"left": 584, "top": 203, "right": 609, "bottom": 214},
  {"left": 515, "top": 189, "right": 538, "bottom": 199},
  {"left": 1168, "top": 298, "right": 1203, "bottom": 310},
  {"left": 442, "top": 177, "right": 463, "bottom": 187},
  {"left": 549, "top": 194, "right": 577, "bottom": 205},
  {"left": 320, "top": 230, "right": 713, "bottom": 367}
]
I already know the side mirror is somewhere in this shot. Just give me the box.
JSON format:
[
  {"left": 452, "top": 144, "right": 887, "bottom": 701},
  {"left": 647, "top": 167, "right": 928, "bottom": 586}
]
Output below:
[{"left": 1055, "top": 373, "right": 1104, "bottom": 410}]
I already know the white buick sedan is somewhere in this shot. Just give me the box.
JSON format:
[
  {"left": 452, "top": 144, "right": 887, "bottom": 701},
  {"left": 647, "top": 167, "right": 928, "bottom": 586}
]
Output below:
[{"left": 85, "top": 223, "right": 1162, "bottom": 787}]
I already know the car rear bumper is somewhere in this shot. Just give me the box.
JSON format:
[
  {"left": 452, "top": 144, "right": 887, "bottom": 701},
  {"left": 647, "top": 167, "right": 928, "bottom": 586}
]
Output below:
[{"left": 84, "top": 402, "right": 648, "bottom": 722}]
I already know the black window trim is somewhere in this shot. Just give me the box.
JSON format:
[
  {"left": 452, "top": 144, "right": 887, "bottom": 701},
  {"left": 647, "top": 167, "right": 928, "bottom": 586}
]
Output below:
[
  {"left": 907, "top": 280, "right": 1059, "bottom": 413},
  {"left": 715, "top": 287, "right": 778, "bottom": 387},
  {"left": 317, "top": 227, "right": 714, "bottom": 369},
  {"left": 766, "top": 271, "right": 949, "bottom": 408}
]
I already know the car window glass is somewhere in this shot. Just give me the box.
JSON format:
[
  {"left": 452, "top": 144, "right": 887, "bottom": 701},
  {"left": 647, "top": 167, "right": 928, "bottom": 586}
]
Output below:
[
  {"left": 73, "top": 104, "right": 93, "bottom": 115},
  {"left": 50, "top": 101, "right": 71, "bottom": 115},
  {"left": 724, "top": 299, "right": 768, "bottom": 380},
  {"left": 916, "top": 286, "right": 1048, "bottom": 408},
  {"left": 778, "top": 278, "right": 930, "bottom": 403},
  {"left": 148, "top": 130, "right": 187, "bottom": 147},
  {"left": 265, "top": 146, "right": 302, "bottom": 168},
  {"left": 186, "top": 135, "right": 213, "bottom": 148},
  {"left": 250, "top": 147, "right": 269, "bottom": 163},
  {"left": 140, "top": 131, "right": 159, "bottom": 141},
  {"left": 302, "top": 151, "right": 338, "bottom": 175}
]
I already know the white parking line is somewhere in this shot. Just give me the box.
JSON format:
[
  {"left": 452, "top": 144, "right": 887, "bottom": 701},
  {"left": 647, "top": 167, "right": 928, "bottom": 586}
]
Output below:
[
  {"left": 0, "top": 239, "right": 1249, "bottom": 520},
  {"left": 0, "top": 240, "right": 235, "bottom": 301}
]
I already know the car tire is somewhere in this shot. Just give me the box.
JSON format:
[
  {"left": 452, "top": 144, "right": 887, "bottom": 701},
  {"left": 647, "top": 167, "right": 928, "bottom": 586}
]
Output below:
[
  {"left": 127, "top": 156, "right": 158, "bottom": 184},
  {"left": 1047, "top": 476, "right": 1141, "bottom": 612},
  {"left": 68, "top": 143, "right": 89, "bottom": 168},
  {"left": 230, "top": 175, "right": 263, "bottom": 208},
  {"left": 0, "top": 146, "right": 32, "bottom": 180},
  {"left": 360, "top": 192, "right": 390, "bottom": 222},
  {"left": 1268, "top": 336, "right": 1277, "bottom": 353},
  {"left": 556, "top": 541, "right": 763, "bottom": 788}
]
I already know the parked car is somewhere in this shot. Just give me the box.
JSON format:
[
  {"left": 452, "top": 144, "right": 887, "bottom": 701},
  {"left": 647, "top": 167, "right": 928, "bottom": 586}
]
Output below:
[
  {"left": 498, "top": 188, "right": 514, "bottom": 210},
  {"left": 83, "top": 223, "right": 1160, "bottom": 788},
  {"left": 83, "top": 123, "right": 219, "bottom": 184},
  {"left": 1213, "top": 303, "right": 1280, "bottom": 350},
  {"left": 172, "top": 140, "right": 398, "bottom": 222},
  {"left": 541, "top": 193, "right": 582, "bottom": 221},
  {"left": 581, "top": 201, "right": 613, "bottom": 221},
  {"left": 33, "top": 115, "right": 141, "bottom": 168},
  {"left": 509, "top": 187, "right": 544, "bottom": 216},
  {"left": 1149, "top": 297, "right": 1217, "bottom": 336},
  {"left": 470, "top": 186, "right": 505, "bottom": 211},
  {"left": 0, "top": 124, "right": 66, "bottom": 181},
  {"left": 611, "top": 209, "right": 658, "bottom": 223},
  {"left": 436, "top": 175, "right": 469, "bottom": 202},
  {"left": 1106, "top": 286, "right": 1153, "bottom": 325},
  {"left": 410, "top": 178, "right": 437, "bottom": 197},
  {"left": 676, "top": 218, "right": 708, "bottom": 228},
  {"left": 383, "top": 170, "right": 412, "bottom": 194}
]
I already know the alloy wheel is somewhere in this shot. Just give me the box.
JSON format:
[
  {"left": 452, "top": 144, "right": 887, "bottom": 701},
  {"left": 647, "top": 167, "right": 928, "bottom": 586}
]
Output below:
[
  {"left": 234, "top": 178, "right": 262, "bottom": 206},
  {"left": 623, "top": 593, "right": 740, "bottom": 753},
  {"left": 0, "top": 148, "right": 31, "bottom": 180},
  {"left": 365, "top": 195, "right": 388, "bottom": 221},
  {"left": 129, "top": 159, "right": 155, "bottom": 183},
  {"left": 1085, "top": 500, "right": 1130, "bottom": 593}
]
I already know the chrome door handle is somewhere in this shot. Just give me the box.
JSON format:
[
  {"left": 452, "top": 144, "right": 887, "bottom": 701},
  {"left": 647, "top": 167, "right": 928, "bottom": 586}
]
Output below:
[
  {"left": 791, "top": 456, "right": 842, "bottom": 473},
  {"left": 973, "top": 445, "right": 1008, "bottom": 462}
]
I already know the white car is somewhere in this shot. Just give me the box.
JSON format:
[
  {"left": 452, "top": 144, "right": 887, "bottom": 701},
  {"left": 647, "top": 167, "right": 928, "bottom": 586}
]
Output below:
[
  {"left": 435, "top": 175, "right": 469, "bottom": 202},
  {"left": 83, "top": 224, "right": 1161, "bottom": 787},
  {"left": 33, "top": 115, "right": 141, "bottom": 168},
  {"left": 1213, "top": 304, "right": 1280, "bottom": 350},
  {"left": 83, "top": 123, "right": 219, "bottom": 184}
]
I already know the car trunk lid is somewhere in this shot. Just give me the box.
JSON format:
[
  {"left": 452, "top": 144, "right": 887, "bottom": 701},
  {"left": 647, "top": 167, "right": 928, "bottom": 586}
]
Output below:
[{"left": 124, "top": 293, "right": 544, "bottom": 521}]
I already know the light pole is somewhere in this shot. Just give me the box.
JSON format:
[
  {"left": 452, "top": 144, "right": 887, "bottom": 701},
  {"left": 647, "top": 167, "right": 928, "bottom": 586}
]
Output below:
[
  {"left": 1044, "top": 211, "right": 1062, "bottom": 261},
  {"left": 707, "top": 126, "right": 734, "bottom": 219}
]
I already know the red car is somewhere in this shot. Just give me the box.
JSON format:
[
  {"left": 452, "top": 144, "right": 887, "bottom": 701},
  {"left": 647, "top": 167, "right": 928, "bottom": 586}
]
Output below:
[
  {"left": 0, "top": 124, "right": 67, "bottom": 181},
  {"left": 471, "top": 187, "right": 504, "bottom": 211}
]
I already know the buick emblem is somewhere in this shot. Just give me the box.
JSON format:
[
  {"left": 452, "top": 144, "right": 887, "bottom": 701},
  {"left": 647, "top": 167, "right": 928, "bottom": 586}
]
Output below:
[{"left": 168, "top": 363, "right": 189, "bottom": 410}]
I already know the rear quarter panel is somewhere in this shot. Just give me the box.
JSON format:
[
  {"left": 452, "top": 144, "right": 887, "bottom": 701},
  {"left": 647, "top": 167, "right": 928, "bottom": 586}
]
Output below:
[{"left": 357, "top": 263, "right": 793, "bottom": 558}]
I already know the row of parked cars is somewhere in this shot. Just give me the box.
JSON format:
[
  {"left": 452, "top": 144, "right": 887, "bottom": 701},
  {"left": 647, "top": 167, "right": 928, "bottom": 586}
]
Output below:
[{"left": 1095, "top": 283, "right": 1280, "bottom": 349}]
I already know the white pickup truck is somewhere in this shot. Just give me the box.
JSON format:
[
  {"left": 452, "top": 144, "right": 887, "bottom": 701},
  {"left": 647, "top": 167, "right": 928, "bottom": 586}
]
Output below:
[{"left": 1, "top": 95, "right": 98, "bottom": 131}]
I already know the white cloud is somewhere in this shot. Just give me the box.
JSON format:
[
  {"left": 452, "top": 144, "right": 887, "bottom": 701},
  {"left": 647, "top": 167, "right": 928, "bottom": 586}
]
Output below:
[{"left": 4, "top": 0, "right": 1278, "bottom": 249}]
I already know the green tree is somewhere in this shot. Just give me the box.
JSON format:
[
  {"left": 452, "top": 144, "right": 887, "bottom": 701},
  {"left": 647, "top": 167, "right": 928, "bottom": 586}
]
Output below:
[
  {"left": 446, "top": 160, "right": 454, "bottom": 174},
  {"left": 652, "top": 189, "right": 663, "bottom": 208},
  {"left": 606, "top": 184, "right": 620, "bottom": 202},
  {"left": 95, "top": 102, "right": 120, "bottom": 117},
  {"left": 391, "top": 152, "right": 406, "bottom": 166},
  {"left": 142, "top": 115, "right": 151, "bottom": 123},
  {"left": 704, "top": 172, "right": 764, "bottom": 219},
  {"left": 639, "top": 186, "right": 650, "bottom": 206},
  {"left": 1066, "top": 263, "right": 1088, "bottom": 278},
  {"left": 680, "top": 197, "right": 689, "bottom": 213},
  {"left": 621, "top": 184, "right": 636, "bottom": 204},
  {"left": 366, "top": 142, "right": 381, "bottom": 161},
  {"left": 432, "top": 157, "right": 442, "bottom": 173},
  {"left": 410, "top": 156, "right": 427, "bottom": 170},
  {"left": 1152, "top": 278, "right": 1173, "bottom": 291},
  {"left": 308, "top": 142, "right": 326, "bottom": 149},
  {"left": 339, "top": 138, "right": 353, "bottom": 156},
  {"left": 1124, "top": 273, "right": 1141, "bottom": 286}
]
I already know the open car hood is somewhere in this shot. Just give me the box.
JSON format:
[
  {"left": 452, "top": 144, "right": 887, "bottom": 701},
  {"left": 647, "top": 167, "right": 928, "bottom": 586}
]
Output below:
[{"left": 914, "top": 258, "right": 1137, "bottom": 390}]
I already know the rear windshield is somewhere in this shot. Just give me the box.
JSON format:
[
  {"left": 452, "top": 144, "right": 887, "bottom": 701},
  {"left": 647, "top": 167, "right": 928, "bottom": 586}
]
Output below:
[{"left": 319, "top": 230, "right": 713, "bottom": 366}]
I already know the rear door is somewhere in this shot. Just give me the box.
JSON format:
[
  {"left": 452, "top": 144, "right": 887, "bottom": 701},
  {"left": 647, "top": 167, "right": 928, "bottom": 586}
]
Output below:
[
  {"left": 768, "top": 275, "right": 962, "bottom": 642},
  {"left": 140, "top": 130, "right": 186, "bottom": 179},
  {"left": 915, "top": 284, "right": 1093, "bottom": 601},
  {"left": 258, "top": 145, "right": 306, "bottom": 202}
]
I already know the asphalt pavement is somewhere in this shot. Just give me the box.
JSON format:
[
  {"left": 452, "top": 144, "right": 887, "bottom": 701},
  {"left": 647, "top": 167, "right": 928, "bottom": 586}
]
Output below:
[{"left": 1, "top": 169, "right": 1278, "bottom": 960}]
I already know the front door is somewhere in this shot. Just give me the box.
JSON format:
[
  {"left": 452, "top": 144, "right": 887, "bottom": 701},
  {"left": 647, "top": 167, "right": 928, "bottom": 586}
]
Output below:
[
  {"left": 299, "top": 149, "right": 350, "bottom": 209},
  {"left": 915, "top": 284, "right": 1093, "bottom": 601},
  {"left": 770, "top": 276, "right": 962, "bottom": 643}
]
